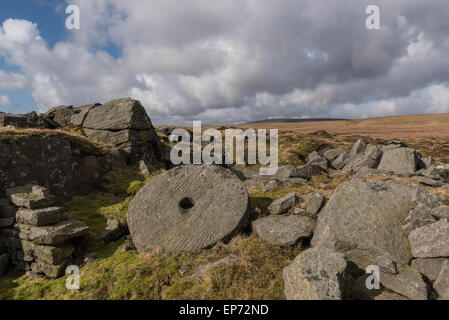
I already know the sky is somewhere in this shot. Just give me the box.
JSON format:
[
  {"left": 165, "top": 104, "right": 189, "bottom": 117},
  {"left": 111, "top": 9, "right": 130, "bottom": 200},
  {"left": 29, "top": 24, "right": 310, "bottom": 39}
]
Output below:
[{"left": 0, "top": 0, "right": 448, "bottom": 125}]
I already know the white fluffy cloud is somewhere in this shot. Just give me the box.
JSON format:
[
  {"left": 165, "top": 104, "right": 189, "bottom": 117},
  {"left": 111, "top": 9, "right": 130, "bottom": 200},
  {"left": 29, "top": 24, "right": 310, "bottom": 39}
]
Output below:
[
  {"left": 0, "top": 0, "right": 448, "bottom": 124},
  {"left": 0, "top": 94, "right": 12, "bottom": 107}
]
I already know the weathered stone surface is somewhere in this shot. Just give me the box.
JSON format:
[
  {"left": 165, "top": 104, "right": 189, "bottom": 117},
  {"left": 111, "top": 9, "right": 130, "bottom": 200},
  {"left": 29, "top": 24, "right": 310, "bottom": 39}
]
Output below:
[
  {"left": 0, "top": 134, "right": 123, "bottom": 198},
  {"left": 301, "top": 192, "right": 325, "bottom": 216},
  {"left": 403, "top": 204, "right": 436, "bottom": 235},
  {"left": 411, "top": 258, "right": 447, "bottom": 282},
  {"left": 311, "top": 179, "right": 415, "bottom": 268},
  {"left": 102, "top": 218, "right": 128, "bottom": 243},
  {"left": 418, "top": 177, "right": 443, "bottom": 187},
  {"left": 331, "top": 152, "right": 348, "bottom": 170},
  {"left": 16, "top": 207, "right": 63, "bottom": 226},
  {"left": 79, "top": 98, "right": 169, "bottom": 167},
  {"left": 324, "top": 148, "right": 346, "bottom": 162},
  {"left": 412, "top": 188, "right": 445, "bottom": 209},
  {"left": 252, "top": 215, "right": 316, "bottom": 246},
  {"left": 0, "top": 112, "right": 41, "bottom": 129},
  {"left": 372, "top": 255, "right": 398, "bottom": 274},
  {"left": 41, "top": 105, "right": 75, "bottom": 127},
  {"left": 273, "top": 165, "right": 296, "bottom": 179},
  {"left": 420, "top": 156, "right": 434, "bottom": 169},
  {"left": 31, "top": 259, "right": 68, "bottom": 279},
  {"left": 27, "top": 219, "right": 89, "bottom": 245},
  {"left": 433, "top": 260, "right": 449, "bottom": 299},
  {"left": 6, "top": 185, "right": 54, "bottom": 209},
  {"left": 261, "top": 179, "right": 283, "bottom": 193},
  {"left": 380, "top": 266, "right": 427, "bottom": 300},
  {"left": 22, "top": 241, "right": 74, "bottom": 265},
  {"left": 183, "top": 256, "right": 240, "bottom": 281},
  {"left": 377, "top": 148, "right": 420, "bottom": 175},
  {"left": 127, "top": 165, "right": 250, "bottom": 253},
  {"left": 349, "top": 139, "right": 367, "bottom": 159},
  {"left": 409, "top": 219, "right": 449, "bottom": 258},
  {"left": 422, "top": 165, "right": 449, "bottom": 182},
  {"left": 283, "top": 247, "right": 347, "bottom": 300},
  {"left": 343, "top": 144, "right": 383, "bottom": 172},
  {"left": 82, "top": 98, "right": 153, "bottom": 130},
  {"left": 268, "top": 193, "right": 298, "bottom": 215},
  {"left": 291, "top": 164, "right": 325, "bottom": 180},
  {"left": 431, "top": 206, "right": 449, "bottom": 219},
  {"left": 354, "top": 167, "right": 386, "bottom": 177}
]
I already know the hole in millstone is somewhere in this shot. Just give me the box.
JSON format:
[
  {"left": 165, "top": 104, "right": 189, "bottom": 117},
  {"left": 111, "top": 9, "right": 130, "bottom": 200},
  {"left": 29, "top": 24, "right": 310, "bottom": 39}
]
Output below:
[{"left": 179, "top": 197, "right": 195, "bottom": 210}]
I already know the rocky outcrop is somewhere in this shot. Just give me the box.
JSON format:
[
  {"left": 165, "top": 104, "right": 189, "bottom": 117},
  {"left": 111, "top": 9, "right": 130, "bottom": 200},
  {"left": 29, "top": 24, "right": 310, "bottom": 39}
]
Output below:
[
  {"left": 0, "top": 132, "right": 124, "bottom": 198},
  {"left": 408, "top": 219, "right": 449, "bottom": 258},
  {"left": 377, "top": 148, "right": 420, "bottom": 175},
  {"left": 267, "top": 193, "right": 298, "bottom": 215},
  {"left": 311, "top": 179, "right": 416, "bottom": 269},
  {"left": 252, "top": 215, "right": 316, "bottom": 247},
  {"left": 0, "top": 185, "right": 89, "bottom": 278},
  {"left": 127, "top": 165, "right": 249, "bottom": 253},
  {"left": 283, "top": 247, "right": 347, "bottom": 300},
  {"left": 77, "top": 98, "right": 169, "bottom": 171}
]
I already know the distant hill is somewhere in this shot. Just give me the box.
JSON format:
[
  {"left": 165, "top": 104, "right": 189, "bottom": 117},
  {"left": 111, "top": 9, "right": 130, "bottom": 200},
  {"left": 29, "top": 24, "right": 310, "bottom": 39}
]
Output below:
[{"left": 246, "top": 117, "right": 348, "bottom": 124}]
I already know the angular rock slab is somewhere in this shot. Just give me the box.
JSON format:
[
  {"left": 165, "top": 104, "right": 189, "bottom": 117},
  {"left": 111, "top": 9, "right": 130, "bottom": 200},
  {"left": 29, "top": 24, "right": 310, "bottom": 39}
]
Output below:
[
  {"left": 252, "top": 215, "right": 316, "bottom": 247},
  {"left": 311, "top": 179, "right": 415, "bottom": 268},
  {"left": 283, "top": 247, "right": 347, "bottom": 300},
  {"left": 6, "top": 184, "right": 54, "bottom": 209},
  {"left": 127, "top": 165, "right": 250, "bottom": 253},
  {"left": 377, "top": 148, "right": 419, "bottom": 175},
  {"left": 408, "top": 219, "right": 449, "bottom": 258}
]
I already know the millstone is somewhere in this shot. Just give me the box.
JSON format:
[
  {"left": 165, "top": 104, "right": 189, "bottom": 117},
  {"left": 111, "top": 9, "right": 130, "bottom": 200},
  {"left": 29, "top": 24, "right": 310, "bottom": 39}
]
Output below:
[{"left": 127, "top": 164, "right": 250, "bottom": 253}]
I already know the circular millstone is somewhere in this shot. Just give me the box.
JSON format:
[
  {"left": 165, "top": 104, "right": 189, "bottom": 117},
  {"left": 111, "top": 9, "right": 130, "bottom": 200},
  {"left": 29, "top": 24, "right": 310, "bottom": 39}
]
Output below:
[{"left": 127, "top": 164, "right": 250, "bottom": 253}]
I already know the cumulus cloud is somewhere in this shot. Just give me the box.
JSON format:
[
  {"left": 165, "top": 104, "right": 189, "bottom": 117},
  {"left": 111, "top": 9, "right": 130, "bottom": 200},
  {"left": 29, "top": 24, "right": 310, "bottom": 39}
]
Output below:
[
  {"left": 0, "top": 0, "right": 448, "bottom": 124},
  {"left": 0, "top": 95, "right": 12, "bottom": 107}
]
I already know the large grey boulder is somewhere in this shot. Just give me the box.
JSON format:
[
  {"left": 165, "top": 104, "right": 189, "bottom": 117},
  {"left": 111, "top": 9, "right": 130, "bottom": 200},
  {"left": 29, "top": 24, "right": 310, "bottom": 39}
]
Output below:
[
  {"left": 311, "top": 179, "right": 415, "bottom": 269},
  {"left": 408, "top": 219, "right": 449, "bottom": 258},
  {"left": 127, "top": 165, "right": 250, "bottom": 253},
  {"left": 77, "top": 98, "right": 169, "bottom": 168},
  {"left": 377, "top": 148, "right": 420, "bottom": 175},
  {"left": 268, "top": 193, "right": 298, "bottom": 214},
  {"left": 252, "top": 215, "right": 316, "bottom": 247},
  {"left": 283, "top": 247, "right": 347, "bottom": 300}
]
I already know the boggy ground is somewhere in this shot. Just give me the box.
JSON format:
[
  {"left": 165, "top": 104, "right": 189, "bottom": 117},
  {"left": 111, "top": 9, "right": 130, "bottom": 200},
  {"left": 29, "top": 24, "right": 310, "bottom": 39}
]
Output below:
[{"left": 1, "top": 125, "right": 449, "bottom": 300}]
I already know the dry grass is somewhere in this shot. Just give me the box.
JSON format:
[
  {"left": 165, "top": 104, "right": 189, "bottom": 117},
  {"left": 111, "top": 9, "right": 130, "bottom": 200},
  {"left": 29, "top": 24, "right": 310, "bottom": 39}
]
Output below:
[{"left": 240, "top": 113, "right": 449, "bottom": 140}]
